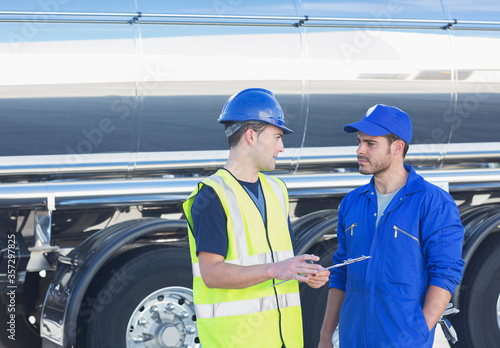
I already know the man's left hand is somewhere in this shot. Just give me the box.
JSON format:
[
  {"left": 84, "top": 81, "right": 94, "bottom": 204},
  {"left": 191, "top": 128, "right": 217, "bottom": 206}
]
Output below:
[{"left": 306, "top": 269, "right": 330, "bottom": 288}]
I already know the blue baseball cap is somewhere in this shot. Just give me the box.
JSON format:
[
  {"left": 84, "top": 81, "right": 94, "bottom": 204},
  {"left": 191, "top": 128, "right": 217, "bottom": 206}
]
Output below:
[{"left": 343, "top": 104, "right": 412, "bottom": 143}]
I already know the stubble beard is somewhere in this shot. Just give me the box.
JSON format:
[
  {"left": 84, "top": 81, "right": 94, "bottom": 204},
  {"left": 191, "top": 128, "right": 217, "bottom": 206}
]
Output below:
[{"left": 358, "top": 153, "right": 392, "bottom": 176}]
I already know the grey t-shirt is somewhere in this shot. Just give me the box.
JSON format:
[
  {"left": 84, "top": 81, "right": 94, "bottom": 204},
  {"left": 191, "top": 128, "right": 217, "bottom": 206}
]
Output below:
[{"left": 376, "top": 188, "right": 400, "bottom": 227}]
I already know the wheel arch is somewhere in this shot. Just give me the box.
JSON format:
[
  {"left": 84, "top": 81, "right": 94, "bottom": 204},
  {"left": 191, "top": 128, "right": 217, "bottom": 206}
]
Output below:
[
  {"left": 293, "top": 210, "right": 340, "bottom": 347},
  {"left": 449, "top": 207, "right": 500, "bottom": 347},
  {"left": 453, "top": 205, "right": 500, "bottom": 309},
  {"left": 293, "top": 209, "right": 338, "bottom": 255},
  {"left": 41, "top": 218, "right": 189, "bottom": 348}
]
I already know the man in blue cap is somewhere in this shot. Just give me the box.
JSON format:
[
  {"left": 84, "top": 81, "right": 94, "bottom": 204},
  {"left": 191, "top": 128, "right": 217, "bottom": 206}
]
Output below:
[{"left": 318, "top": 104, "right": 465, "bottom": 347}]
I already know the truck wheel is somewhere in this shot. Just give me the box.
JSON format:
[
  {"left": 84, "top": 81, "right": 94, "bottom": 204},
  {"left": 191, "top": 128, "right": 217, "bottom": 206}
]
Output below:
[
  {"left": 82, "top": 247, "right": 199, "bottom": 348},
  {"left": 300, "top": 239, "right": 338, "bottom": 348},
  {"left": 451, "top": 237, "right": 500, "bottom": 347}
]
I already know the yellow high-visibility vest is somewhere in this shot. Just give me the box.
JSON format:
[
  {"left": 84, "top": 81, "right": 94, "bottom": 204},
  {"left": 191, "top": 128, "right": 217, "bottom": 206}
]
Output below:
[{"left": 183, "top": 169, "right": 303, "bottom": 348}]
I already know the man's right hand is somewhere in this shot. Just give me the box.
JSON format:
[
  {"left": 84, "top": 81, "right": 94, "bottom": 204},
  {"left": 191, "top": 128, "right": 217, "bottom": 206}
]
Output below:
[
  {"left": 269, "top": 254, "right": 323, "bottom": 282},
  {"left": 318, "top": 288, "right": 345, "bottom": 348}
]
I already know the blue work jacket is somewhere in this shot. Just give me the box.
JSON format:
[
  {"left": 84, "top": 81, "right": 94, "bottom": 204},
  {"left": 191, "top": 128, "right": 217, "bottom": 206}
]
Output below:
[{"left": 330, "top": 165, "right": 464, "bottom": 347}]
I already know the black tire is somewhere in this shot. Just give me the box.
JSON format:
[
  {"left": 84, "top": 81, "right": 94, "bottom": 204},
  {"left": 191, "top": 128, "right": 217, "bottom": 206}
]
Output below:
[
  {"left": 450, "top": 237, "right": 500, "bottom": 348},
  {"left": 80, "top": 246, "right": 197, "bottom": 348},
  {"left": 300, "top": 239, "right": 338, "bottom": 348}
]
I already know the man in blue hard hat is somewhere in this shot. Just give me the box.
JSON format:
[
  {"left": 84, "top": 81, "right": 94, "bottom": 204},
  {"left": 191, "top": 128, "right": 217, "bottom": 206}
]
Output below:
[
  {"left": 318, "top": 104, "right": 465, "bottom": 347},
  {"left": 183, "top": 88, "right": 329, "bottom": 347}
]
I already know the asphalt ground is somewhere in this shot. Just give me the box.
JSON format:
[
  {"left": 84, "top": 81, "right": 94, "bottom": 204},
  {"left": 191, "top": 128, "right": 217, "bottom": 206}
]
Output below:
[{"left": 434, "top": 326, "right": 451, "bottom": 348}]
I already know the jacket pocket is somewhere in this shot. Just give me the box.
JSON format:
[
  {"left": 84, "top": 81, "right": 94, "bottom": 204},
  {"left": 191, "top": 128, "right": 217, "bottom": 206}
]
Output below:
[
  {"left": 344, "top": 219, "right": 368, "bottom": 258},
  {"left": 384, "top": 224, "right": 425, "bottom": 290},
  {"left": 413, "top": 302, "right": 432, "bottom": 343},
  {"left": 346, "top": 222, "right": 358, "bottom": 236},
  {"left": 393, "top": 225, "right": 419, "bottom": 245}
]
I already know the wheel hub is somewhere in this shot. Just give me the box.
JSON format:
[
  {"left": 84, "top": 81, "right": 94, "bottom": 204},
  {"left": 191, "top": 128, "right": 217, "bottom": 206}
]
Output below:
[
  {"left": 160, "top": 326, "right": 181, "bottom": 346},
  {"left": 127, "top": 287, "right": 199, "bottom": 348}
]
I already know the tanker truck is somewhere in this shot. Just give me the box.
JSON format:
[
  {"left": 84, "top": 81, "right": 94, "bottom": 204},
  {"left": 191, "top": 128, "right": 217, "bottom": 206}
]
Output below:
[{"left": 1, "top": 1, "right": 499, "bottom": 347}]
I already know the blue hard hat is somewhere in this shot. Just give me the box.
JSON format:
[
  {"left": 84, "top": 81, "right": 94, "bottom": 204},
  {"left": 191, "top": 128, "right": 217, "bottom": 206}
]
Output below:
[
  {"left": 344, "top": 104, "right": 412, "bottom": 143},
  {"left": 218, "top": 88, "right": 293, "bottom": 134}
]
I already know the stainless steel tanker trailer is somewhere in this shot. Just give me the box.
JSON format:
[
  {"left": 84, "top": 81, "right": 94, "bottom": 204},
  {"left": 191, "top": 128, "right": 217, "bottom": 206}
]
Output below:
[{"left": 1, "top": 1, "right": 499, "bottom": 347}]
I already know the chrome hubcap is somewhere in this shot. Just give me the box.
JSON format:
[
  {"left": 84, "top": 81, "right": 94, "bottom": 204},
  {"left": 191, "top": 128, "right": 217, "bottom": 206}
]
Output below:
[{"left": 127, "top": 287, "right": 199, "bottom": 348}]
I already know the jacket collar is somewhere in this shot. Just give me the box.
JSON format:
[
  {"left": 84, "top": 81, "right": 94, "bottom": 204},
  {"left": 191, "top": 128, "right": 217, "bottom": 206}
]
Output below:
[{"left": 360, "top": 164, "right": 426, "bottom": 196}]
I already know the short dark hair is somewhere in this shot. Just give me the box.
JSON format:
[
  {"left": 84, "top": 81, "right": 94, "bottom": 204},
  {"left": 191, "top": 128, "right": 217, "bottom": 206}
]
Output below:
[
  {"left": 225, "top": 121, "right": 267, "bottom": 148},
  {"left": 383, "top": 133, "right": 409, "bottom": 158}
]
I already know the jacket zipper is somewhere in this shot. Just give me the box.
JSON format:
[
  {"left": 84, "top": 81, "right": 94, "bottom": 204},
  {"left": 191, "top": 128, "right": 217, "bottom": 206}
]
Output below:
[
  {"left": 393, "top": 225, "right": 419, "bottom": 245},
  {"left": 346, "top": 222, "right": 357, "bottom": 235}
]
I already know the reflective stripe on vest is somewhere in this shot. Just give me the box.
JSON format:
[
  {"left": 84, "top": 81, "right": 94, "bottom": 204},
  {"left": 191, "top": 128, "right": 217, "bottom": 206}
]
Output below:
[
  {"left": 266, "top": 174, "right": 288, "bottom": 220},
  {"left": 195, "top": 292, "right": 301, "bottom": 319},
  {"left": 208, "top": 174, "right": 249, "bottom": 259}
]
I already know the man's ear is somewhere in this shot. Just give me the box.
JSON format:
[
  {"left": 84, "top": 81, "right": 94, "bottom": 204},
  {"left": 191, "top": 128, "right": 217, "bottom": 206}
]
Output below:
[
  {"left": 244, "top": 128, "right": 256, "bottom": 145},
  {"left": 393, "top": 139, "right": 404, "bottom": 156}
]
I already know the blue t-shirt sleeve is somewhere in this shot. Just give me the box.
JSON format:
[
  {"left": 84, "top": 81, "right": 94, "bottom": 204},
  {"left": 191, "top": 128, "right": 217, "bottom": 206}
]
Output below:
[{"left": 191, "top": 185, "right": 228, "bottom": 258}]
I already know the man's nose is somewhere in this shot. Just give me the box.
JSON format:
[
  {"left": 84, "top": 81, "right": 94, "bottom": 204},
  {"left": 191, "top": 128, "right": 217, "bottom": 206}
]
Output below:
[
  {"left": 278, "top": 139, "right": 284, "bottom": 152},
  {"left": 356, "top": 144, "right": 364, "bottom": 155}
]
